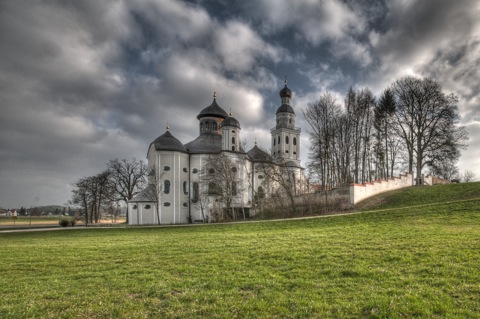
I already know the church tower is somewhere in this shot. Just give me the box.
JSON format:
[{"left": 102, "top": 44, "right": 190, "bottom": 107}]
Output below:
[
  {"left": 221, "top": 111, "right": 241, "bottom": 152},
  {"left": 271, "top": 79, "right": 301, "bottom": 166}
]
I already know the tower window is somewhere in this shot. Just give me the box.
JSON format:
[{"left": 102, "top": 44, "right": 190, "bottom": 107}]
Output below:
[
  {"left": 183, "top": 181, "right": 188, "bottom": 195},
  {"left": 293, "top": 137, "right": 297, "bottom": 145},
  {"left": 289, "top": 119, "right": 292, "bottom": 124},
  {"left": 286, "top": 136, "right": 289, "bottom": 144},
  {"left": 273, "top": 138, "right": 276, "bottom": 146},
  {"left": 164, "top": 202, "right": 171, "bottom": 207},
  {"left": 213, "top": 122, "right": 217, "bottom": 130},
  {"left": 164, "top": 180, "right": 171, "bottom": 194},
  {"left": 278, "top": 136, "right": 280, "bottom": 144},
  {"left": 232, "top": 146, "right": 235, "bottom": 151},
  {"left": 232, "top": 137, "right": 235, "bottom": 144},
  {"left": 206, "top": 122, "right": 210, "bottom": 130},
  {"left": 144, "top": 204, "right": 151, "bottom": 209}
]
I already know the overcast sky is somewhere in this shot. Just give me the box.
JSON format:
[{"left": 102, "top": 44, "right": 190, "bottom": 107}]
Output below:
[{"left": 1, "top": 0, "right": 479, "bottom": 209}]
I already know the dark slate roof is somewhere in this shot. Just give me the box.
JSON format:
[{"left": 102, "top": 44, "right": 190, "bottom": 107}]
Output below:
[
  {"left": 279, "top": 84, "right": 292, "bottom": 98},
  {"left": 284, "top": 160, "right": 301, "bottom": 168},
  {"left": 197, "top": 98, "right": 229, "bottom": 120},
  {"left": 184, "top": 133, "right": 222, "bottom": 153},
  {"left": 129, "top": 184, "right": 156, "bottom": 202},
  {"left": 151, "top": 130, "right": 188, "bottom": 153},
  {"left": 276, "top": 103, "right": 295, "bottom": 114},
  {"left": 221, "top": 116, "right": 240, "bottom": 129},
  {"left": 247, "top": 145, "right": 272, "bottom": 162}
]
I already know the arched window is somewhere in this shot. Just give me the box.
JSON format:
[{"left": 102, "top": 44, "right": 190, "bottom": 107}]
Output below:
[
  {"left": 293, "top": 137, "right": 297, "bottom": 145},
  {"left": 277, "top": 136, "right": 280, "bottom": 144},
  {"left": 232, "top": 182, "right": 237, "bottom": 196},
  {"left": 183, "top": 181, "right": 188, "bottom": 195},
  {"left": 257, "top": 186, "right": 265, "bottom": 199},
  {"left": 232, "top": 137, "right": 235, "bottom": 145},
  {"left": 212, "top": 122, "right": 217, "bottom": 130},
  {"left": 286, "top": 136, "right": 289, "bottom": 144},
  {"left": 289, "top": 118, "right": 292, "bottom": 124},
  {"left": 273, "top": 138, "right": 276, "bottom": 146},
  {"left": 192, "top": 182, "right": 199, "bottom": 203},
  {"left": 232, "top": 146, "right": 235, "bottom": 151},
  {"left": 206, "top": 122, "right": 210, "bottom": 130},
  {"left": 164, "top": 180, "right": 170, "bottom": 194}
]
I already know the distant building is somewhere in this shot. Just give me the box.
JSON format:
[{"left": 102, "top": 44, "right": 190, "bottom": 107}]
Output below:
[{"left": 128, "top": 82, "right": 307, "bottom": 224}]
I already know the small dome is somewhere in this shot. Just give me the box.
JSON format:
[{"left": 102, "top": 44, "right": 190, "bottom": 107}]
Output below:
[
  {"left": 279, "top": 84, "right": 292, "bottom": 98},
  {"left": 276, "top": 104, "right": 295, "bottom": 114},
  {"left": 151, "top": 130, "right": 187, "bottom": 153},
  {"left": 221, "top": 115, "right": 240, "bottom": 129},
  {"left": 247, "top": 145, "right": 272, "bottom": 162},
  {"left": 197, "top": 96, "right": 229, "bottom": 120}
]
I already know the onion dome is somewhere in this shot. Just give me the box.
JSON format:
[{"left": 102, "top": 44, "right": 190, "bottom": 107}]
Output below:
[
  {"left": 276, "top": 79, "right": 294, "bottom": 114},
  {"left": 221, "top": 112, "right": 241, "bottom": 129},
  {"left": 151, "top": 130, "right": 188, "bottom": 153},
  {"left": 276, "top": 103, "right": 295, "bottom": 114},
  {"left": 197, "top": 92, "right": 229, "bottom": 120},
  {"left": 279, "top": 83, "right": 292, "bottom": 98}
]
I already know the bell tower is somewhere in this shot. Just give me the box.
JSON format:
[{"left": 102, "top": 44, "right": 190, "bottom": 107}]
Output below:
[{"left": 271, "top": 79, "right": 301, "bottom": 166}]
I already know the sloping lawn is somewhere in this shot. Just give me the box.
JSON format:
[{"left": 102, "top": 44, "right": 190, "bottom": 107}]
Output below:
[{"left": 1, "top": 184, "right": 480, "bottom": 318}]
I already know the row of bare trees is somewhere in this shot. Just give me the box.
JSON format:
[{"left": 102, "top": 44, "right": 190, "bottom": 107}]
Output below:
[
  {"left": 70, "top": 158, "right": 147, "bottom": 224},
  {"left": 304, "top": 76, "right": 468, "bottom": 188}
]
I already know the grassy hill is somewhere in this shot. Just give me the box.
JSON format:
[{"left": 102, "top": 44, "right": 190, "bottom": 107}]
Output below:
[
  {"left": 354, "top": 181, "right": 480, "bottom": 211},
  {"left": 1, "top": 183, "right": 480, "bottom": 318}
]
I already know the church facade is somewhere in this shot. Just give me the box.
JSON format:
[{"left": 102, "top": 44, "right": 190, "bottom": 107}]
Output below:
[{"left": 128, "top": 82, "right": 306, "bottom": 225}]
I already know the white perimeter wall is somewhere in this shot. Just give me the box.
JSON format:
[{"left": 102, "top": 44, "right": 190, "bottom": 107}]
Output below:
[{"left": 350, "top": 173, "right": 414, "bottom": 205}]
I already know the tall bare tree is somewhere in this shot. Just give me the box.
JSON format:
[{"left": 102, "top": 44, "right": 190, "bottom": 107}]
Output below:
[
  {"left": 392, "top": 76, "right": 468, "bottom": 184},
  {"left": 199, "top": 153, "right": 243, "bottom": 221},
  {"left": 107, "top": 158, "right": 148, "bottom": 223},
  {"left": 70, "top": 170, "right": 113, "bottom": 224}
]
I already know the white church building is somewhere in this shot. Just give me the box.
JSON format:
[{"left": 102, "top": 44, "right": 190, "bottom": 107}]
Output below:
[{"left": 128, "top": 82, "right": 306, "bottom": 224}]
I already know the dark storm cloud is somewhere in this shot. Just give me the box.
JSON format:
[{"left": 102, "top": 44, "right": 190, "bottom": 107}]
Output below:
[{"left": 1, "top": 0, "right": 479, "bottom": 208}]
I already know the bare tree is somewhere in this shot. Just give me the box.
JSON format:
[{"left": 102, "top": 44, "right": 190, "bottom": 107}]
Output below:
[
  {"left": 462, "top": 170, "right": 477, "bottom": 183},
  {"left": 143, "top": 168, "right": 166, "bottom": 224},
  {"left": 374, "top": 88, "right": 397, "bottom": 179},
  {"left": 107, "top": 158, "right": 148, "bottom": 223},
  {"left": 70, "top": 170, "right": 113, "bottom": 224},
  {"left": 256, "top": 160, "right": 300, "bottom": 216},
  {"left": 199, "top": 153, "right": 242, "bottom": 221},
  {"left": 392, "top": 76, "right": 468, "bottom": 184}
]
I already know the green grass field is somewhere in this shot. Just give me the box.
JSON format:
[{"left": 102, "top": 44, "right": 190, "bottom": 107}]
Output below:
[{"left": 1, "top": 183, "right": 480, "bottom": 318}]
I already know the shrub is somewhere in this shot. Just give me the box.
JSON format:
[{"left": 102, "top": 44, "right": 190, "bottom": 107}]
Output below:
[
  {"left": 70, "top": 219, "right": 77, "bottom": 227},
  {"left": 59, "top": 219, "right": 70, "bottom": 227}
]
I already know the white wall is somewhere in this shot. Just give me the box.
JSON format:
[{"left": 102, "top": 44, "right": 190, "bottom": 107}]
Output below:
[{"left": 350, "top": 173, "right": 414, "bottom": 205}]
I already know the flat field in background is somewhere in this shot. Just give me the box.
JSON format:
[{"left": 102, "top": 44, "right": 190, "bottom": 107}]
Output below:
[
  {"left": 1, "top": 183, "right": 480, "bottom": 318},
  {"left": 0, "top": 216, "right": 125, "bottom": 227}
]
